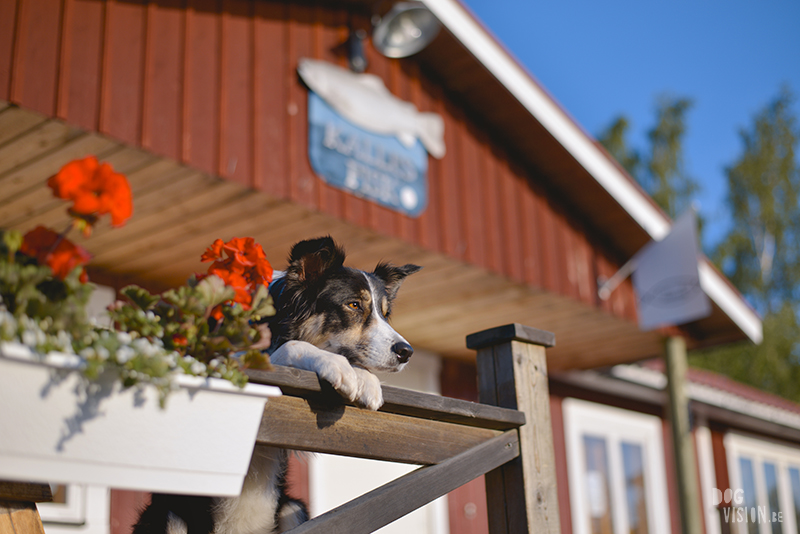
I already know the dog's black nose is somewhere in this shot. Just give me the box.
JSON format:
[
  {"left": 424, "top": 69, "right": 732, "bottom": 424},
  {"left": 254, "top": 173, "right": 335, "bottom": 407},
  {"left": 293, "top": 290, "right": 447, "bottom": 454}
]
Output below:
[{"left": 392, "top": 342, "right": 414, "bottom": 364}]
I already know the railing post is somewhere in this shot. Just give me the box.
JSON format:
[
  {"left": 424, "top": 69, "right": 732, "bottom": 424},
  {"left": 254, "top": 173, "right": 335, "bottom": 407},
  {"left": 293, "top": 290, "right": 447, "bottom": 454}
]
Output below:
[{"left": 467, "top": 324, "right": 560, "bottom": 534}]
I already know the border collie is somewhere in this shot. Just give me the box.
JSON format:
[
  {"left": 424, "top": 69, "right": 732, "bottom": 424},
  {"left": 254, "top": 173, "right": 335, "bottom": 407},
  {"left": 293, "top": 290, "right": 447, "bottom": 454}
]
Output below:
[{"left": 133, "top": 236, "right": 421, "bottom": 534}]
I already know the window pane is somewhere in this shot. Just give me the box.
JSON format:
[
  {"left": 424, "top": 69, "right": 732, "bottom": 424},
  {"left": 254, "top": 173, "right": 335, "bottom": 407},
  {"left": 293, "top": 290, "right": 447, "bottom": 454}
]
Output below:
[
  {"left": 788, "top": 467, "right": 800, "bottom": 534},
  {"left": 584, "top": 435, "right": 615, "bottom": 534},
  {"left": 622, "top": 442, "right": 649, "bottom": 534},
  {"left": 763, "top": 463, "right": 782, "bottom": 534},
  {"left": 740, "top": 457, "right": 760, "bottom": 534}
]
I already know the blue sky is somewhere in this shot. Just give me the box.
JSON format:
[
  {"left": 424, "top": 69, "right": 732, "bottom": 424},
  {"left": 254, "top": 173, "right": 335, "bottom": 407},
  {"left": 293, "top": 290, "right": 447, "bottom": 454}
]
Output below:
[{"left": 461, "top": 0, "right": 800, "bottom": 251}]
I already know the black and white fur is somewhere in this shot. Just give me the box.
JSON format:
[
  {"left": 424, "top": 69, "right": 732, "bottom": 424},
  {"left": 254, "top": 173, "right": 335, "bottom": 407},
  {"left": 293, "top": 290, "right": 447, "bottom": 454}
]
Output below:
[{"left": 132, "top": 236, "right": 421, "bottom": 534}]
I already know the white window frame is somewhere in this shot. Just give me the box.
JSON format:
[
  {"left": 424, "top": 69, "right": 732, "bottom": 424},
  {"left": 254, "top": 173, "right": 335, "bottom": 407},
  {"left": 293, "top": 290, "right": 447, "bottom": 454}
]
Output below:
[
  {"left": 563, "top": 398, "right": 672, "bottom": 534},
  {"left": 37, "top": 484, "right": 86, "bottom": 524},
  {"left": 725, "top": 432, "right": 800, "bottom": 534}
]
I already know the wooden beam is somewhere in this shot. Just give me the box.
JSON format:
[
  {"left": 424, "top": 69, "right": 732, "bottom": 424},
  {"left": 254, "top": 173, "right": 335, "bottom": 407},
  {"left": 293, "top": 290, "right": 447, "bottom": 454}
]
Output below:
[
  {"left": 284, "top": 431, "right": 520, "bottom": 534},
  {"left": 246, "top": 366, "right": 525, "bottom": 430},
  {"left": 472, "top": 324, "right": 561, "bottom": 534},
  {"left": 0, "top": 482, "right": 52, "bottom": 502},
  {"left": 256, "top": 394, "right": 504, "bottom": 465}
]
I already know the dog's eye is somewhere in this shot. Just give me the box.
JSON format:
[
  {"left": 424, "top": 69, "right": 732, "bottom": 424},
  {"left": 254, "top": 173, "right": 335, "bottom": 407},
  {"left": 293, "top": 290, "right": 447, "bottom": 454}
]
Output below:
[{"left": 347, "top": 301, "right": 361, "bottom": 311}]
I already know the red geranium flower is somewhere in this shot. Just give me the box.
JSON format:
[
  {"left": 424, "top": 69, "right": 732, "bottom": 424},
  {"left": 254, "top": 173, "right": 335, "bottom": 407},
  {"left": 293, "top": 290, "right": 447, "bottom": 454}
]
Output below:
[
  {"left": 48, "top": 156, "right": 133, "bottom": 231},
  {"left": 20, "top": 226, "right": 91, "bottom": 282},
  {"left": 201, "top": 237, "right": 273, "bottom": 311}
]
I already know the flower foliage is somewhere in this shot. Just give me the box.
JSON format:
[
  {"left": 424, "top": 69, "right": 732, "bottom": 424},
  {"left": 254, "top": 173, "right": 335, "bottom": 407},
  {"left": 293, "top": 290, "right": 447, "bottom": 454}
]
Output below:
[{"left": 1, "top": 156, "right": 275, "bottom": 405}]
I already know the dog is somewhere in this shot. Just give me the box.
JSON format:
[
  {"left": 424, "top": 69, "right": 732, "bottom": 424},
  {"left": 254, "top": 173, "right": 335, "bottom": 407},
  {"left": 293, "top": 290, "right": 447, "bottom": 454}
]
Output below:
[{"left": 132, "top": 236, "right": 421, "bottom": 534}]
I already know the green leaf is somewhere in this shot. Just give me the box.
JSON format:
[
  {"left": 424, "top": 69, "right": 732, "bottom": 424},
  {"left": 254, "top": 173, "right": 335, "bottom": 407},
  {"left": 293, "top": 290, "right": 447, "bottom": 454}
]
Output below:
[
  {"left": 2, "top": 230, "right": 23, "bottom": 256},
  {"left": 121, "top": 285, "right": 160, "bottom": 311},
  {"left": 194, "top": 275, "right": 236, "bottom": 309}
]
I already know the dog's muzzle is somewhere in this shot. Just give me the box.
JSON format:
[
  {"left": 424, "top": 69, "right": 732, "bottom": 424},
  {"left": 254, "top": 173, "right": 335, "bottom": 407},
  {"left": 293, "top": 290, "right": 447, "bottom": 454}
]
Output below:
[{"left": 392, "top": 341, "right": 414, "bottom": 364}]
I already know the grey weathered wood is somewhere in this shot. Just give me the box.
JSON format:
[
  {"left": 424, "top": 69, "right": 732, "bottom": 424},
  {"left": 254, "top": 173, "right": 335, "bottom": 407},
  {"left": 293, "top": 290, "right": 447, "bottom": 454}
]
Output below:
[
  {"left": 473, "top": 325, "right": 561, "bottom": 534},
  {"left": 284, "top": 431, "right": 520, "bottom": 534},
  {"left": 246, "top": 366, "right": 525, "bottom": 430},
  {"left": 0, "top": 482, "right": 52, "bottom": 503},
  {"left": 665, "top": 336, "right": 703, "bottom": 534},
  {"left": 467, "top": 323, "right": 556, "bottom": 350},
  {"left": 256, "top": 395, "right": 502, "bottom": 465}
]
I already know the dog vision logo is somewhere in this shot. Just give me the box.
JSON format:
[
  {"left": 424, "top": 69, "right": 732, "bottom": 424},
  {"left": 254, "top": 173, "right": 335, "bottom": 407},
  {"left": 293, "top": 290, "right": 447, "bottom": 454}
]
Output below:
[{"left": 712, "top": 488, "right": 784, "bottom": 525}]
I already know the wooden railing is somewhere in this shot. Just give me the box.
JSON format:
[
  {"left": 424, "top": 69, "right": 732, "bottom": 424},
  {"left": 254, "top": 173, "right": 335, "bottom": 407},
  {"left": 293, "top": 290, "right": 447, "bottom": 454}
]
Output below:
[
  {"left": 0, "top": 324, "right": 560, "bottom": 534},
  {"left": 246, "top": 324, "right": 561, "bottom": 534}
]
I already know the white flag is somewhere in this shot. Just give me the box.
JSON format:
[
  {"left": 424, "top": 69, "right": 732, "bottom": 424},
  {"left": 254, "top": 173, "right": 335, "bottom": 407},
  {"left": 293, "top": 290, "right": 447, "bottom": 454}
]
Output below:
[{"left": 632, "top": 209, "right": 711, "bottom": 331}]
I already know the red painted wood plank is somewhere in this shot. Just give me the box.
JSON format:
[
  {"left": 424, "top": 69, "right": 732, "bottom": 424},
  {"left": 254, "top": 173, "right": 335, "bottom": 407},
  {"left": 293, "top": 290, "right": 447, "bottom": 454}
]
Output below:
[
  {"left": 414, "top": 73, "right": 443, "bottom": 253},
  {"left": 0, "top": 0, "right": 19, "bottom": 100},
  {"left": 519, "top": 176, "right": 543, "bottom": 288},
  {"left": 142, "top": 0, "right": 184, "bottom": 161},
  {"left": 549, "top": 395, "right": 573, "bottom": 534},
  {"left": 439, "top": 99, "right": 465, "bottom": 259},
  {"left": 477, "top": 135, "right": 503, "bottom": 275},
  {"left": 57, "top": 0, "right": 104, "bottom": 130},
  {"left": 313, "top": 3, "right": 347, "bottom": 220},
  {"left": 253, "top": 0, "right": 288, "bottom": 198},
  {"left": 219, "top": 0, "right": 254, "bottom": 186},
  {"left": 536, "top": 195, "right": 560, "bottom": 293},
  {"left": 182, "top": 0, "right": 220, "bottom": 175},
  {"left": 100, "top": 0, "right": 146, "bottom": 146},
  {"left": 460, "top": 120, "right": 486, "bottom": 268},
  {"left": 286, "top": 2, "right": 317, "bottom": 208},
  {"left": 11, "top": 0, "right": 62, "bottom": 115},
  {"left": 496, "top": 155, "right": 524, "bottom": 283}
]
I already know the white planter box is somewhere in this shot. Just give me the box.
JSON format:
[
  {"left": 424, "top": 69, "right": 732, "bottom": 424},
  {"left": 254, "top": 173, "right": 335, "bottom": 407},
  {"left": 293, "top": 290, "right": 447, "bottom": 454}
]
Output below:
[{"left": 0, "top": 342, "right": 281, "bottom": 497}]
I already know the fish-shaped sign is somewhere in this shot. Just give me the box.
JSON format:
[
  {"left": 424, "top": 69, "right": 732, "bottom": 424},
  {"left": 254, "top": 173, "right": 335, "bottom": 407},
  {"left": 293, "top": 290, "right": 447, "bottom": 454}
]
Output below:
[{"left": 297, "top": 58, "right": 445, "bottom": 159}]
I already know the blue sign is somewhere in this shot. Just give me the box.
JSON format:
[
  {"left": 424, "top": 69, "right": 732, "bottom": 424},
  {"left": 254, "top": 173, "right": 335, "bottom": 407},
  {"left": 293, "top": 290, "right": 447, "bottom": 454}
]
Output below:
[{"left": 308, "top": 92, "right": 428, "bottom": 217}]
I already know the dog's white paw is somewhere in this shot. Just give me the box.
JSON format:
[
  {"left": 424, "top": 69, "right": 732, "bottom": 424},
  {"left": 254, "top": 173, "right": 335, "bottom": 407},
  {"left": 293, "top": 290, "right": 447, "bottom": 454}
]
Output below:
[
  {"left": 315, "top": 354, "right": 361, "bottom": 403},
  {"left": 353, "top": 368, "right": 383, "bottom": 410}
]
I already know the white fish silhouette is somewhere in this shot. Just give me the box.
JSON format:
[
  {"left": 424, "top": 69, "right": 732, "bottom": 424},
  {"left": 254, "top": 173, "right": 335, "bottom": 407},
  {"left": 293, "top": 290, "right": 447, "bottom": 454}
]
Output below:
[{"left": 298, "top": 58, "right": 445, "bottom": 159}]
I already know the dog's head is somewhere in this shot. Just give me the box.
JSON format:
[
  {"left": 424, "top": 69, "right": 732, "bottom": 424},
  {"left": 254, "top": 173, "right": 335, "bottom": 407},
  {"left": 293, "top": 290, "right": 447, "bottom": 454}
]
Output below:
[{"left": 270, "top": 236, "right": 421, "bottom": 372}]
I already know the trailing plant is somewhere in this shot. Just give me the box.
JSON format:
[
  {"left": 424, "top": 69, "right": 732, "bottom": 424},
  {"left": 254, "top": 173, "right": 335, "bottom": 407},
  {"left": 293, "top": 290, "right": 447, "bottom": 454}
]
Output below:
[{"left": 0, "top": 156, "right": 275, "bottom": 405}]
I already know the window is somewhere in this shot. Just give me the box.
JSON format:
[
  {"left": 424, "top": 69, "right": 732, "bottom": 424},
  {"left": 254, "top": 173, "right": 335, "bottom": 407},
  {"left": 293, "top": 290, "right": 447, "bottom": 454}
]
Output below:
[
  {"left": 725, "top": 433, "right": 800, "bottom": 534},
  {"left": 37, "top": 484, "right": 86, "bottom": 524},
  {"left": 564, "top": 398, "right": 672, "bottom": 534}
]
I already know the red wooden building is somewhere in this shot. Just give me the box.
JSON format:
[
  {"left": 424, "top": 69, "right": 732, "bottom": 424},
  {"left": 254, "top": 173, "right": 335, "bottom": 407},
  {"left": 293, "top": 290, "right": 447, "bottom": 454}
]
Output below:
[{"left": 0, "top": 0, "right": 771, "bottom": 533}]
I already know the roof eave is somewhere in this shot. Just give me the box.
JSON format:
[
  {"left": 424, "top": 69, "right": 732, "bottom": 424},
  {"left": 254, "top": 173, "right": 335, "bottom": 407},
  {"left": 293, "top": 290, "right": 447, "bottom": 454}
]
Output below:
[{"left": 423, "top": 0, "right": 762, "bottom": 344}]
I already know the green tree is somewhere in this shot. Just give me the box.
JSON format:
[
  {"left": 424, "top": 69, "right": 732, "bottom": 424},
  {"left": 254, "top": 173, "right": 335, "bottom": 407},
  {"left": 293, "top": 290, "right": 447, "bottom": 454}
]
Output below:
[
  {"left": 598, "top": 96, "right": 699, "bottom": 219},
  {"left": 598, "top": 116, "right": 641, "bottom": 178},
  {"left": 645, "top": 97, "right": 699, "bottom": 219},
  {"left": 690, "top": 87, "right": 800, "bottom": 401}
]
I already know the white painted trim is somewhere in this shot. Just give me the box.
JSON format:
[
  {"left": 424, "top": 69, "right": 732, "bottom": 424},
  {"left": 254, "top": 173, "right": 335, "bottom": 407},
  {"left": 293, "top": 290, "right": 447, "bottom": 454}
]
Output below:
[
  {"left": 699, "top": 261, "right": 763, "bottom": 344},
  {"left": 563, "top": 398, "right": 671, "bottom": 534},
  {"left": 695, "top": 422, "right": 723, "bottom": 534},
  {"left": 724, "top": 433, "right": 800, "bottom": 534},
  {"left": 610, "top": 364, "right": 800, "bottom": 431},
  {"left": 421, "top": 0, "right": 762, "bottom": 343}
]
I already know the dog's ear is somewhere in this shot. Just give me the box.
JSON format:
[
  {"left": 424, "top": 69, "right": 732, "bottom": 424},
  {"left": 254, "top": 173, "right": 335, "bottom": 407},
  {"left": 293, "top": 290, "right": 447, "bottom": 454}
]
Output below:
[
  {"left": 286, "top": 236, "right": 346, "bottom": 286},
  {"left": 373, "top": 263, "right": 422, "bottom": 300}
]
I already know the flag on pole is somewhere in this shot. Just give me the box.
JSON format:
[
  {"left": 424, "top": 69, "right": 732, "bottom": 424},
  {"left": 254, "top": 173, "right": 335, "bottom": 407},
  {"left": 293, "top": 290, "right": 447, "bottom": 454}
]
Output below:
[{"left": 631, "top": 208, "right": 711, "bottom": 331}]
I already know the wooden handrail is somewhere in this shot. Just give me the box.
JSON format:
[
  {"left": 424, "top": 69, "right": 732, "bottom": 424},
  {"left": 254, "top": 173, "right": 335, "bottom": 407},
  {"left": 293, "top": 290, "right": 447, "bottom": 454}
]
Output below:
[{"left": 245, "top": 323, "right": 560, "bottom": 534}]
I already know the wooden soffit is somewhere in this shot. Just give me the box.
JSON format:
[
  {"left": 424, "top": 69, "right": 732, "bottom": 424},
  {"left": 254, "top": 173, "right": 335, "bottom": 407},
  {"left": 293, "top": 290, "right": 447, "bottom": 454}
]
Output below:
[{"left": 0, "top": 102, "right": 680, "bottom": 370}]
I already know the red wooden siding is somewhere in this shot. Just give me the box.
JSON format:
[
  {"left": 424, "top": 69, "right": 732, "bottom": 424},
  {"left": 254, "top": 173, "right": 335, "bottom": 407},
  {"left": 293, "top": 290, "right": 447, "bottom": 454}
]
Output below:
[{"left": 0, "top": 0, "right": 638, "bottom": 323}]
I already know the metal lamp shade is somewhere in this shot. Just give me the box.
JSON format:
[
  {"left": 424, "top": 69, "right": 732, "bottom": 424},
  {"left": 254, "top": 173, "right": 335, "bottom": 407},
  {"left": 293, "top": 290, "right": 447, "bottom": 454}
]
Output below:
[{"left": 372, "top": 2, "right": 441, "bottom": 58}]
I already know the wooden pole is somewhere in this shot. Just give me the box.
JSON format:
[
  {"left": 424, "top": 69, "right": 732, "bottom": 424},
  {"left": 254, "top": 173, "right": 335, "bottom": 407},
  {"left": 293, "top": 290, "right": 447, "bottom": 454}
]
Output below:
[
  {"left": 665, "top": 335, "right": 703, "bottom": 534},
  {"left": 467, "top": 324, "right": 560, "bottom": 534}
]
